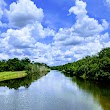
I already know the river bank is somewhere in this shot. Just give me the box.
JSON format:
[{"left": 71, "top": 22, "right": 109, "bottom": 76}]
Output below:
[
  {"left": 0, "top": 71, "right": 27, "bottom": 82},
  {"left": 51, "top": 47, "right": 110, "bottom": 82}
]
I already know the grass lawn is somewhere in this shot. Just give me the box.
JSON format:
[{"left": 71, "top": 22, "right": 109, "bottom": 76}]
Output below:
[{"left": 0, "top": 71, "right": 27, "bottom": 82}]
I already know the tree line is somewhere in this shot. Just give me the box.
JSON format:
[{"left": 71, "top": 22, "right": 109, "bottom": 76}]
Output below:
[
  {"left": 51, "top": 47, "right": 110, "bottom": 82},
  {"left": 0, "top": 57, "right": 49, "bottom": 72}
]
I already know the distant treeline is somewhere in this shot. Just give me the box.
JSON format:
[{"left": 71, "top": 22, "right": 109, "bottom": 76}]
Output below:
[
  {"left": 51, "top": 47, "right": 110, "bottom": 82},
  {"left": 0, "top": 57, "right": 49, "bottom": 72}
]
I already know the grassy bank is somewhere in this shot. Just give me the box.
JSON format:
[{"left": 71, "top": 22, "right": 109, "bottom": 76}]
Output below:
[{"left": 0, "top": 71, "right": 27, "bottom": 82}]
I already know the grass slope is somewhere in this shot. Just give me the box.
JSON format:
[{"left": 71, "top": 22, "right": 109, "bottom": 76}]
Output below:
[{"left": 0, "top": 71, "right": 27, "bottom": 82}]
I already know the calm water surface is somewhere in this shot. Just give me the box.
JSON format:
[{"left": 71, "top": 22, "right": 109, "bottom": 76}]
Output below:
[{"left": 0, "top": 70, "right": 110, "bottom": 110}]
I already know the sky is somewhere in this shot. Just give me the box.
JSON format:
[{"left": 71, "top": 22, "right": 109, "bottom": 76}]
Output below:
[{"left": 0, "top": 0, "right": 110, "bottom": 66}]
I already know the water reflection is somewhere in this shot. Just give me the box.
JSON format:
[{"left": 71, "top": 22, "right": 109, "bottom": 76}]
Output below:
[
  {"left": 72, "top": 77, "right": 110, "bottom": 110},
  {"left": 0, "top": 71, "right": 47, "bottom": 89},
  {"left": 0, "top": 70, "right": 104, "bottom": 110}
]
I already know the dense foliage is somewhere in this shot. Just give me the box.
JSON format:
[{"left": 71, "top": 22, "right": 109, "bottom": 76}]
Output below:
[
  {"left": 0, "top": 57, "right": 49, "bottom": 72},
  {"left": 0, "top": 58, "right": 31, "bottom": 72},
  {"left": 25, "top": 63, "right": 50, "bottom": 76},
  {"left": 51, "top": 47, "right": 110, "bottom": 82}
]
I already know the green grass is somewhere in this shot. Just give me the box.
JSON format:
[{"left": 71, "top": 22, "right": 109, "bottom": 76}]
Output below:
[{"left": 0, "top": 71, "right": 27, "bottom": 82}]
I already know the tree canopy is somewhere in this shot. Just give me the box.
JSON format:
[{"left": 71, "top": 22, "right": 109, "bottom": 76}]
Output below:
[
  {"left": 51, "top": 47, "right": 110, "bottom": 82},
  {"left": 0, "top": 57, "right": 49, "bottom": 72}
]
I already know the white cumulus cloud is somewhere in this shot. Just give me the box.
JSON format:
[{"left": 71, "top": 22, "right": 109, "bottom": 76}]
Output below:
[
  {"left": 53, "top": 0, "right": 110, "bottom": 64},
  {"left": 6, "top": 0, "right": 44, "bottom": 28}
]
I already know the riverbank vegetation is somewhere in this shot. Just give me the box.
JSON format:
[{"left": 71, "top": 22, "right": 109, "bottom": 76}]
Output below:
[
  {"left": 0, "top": 66, "right": 49, "bottom": 89},
  {"left": 0, "top": 57, "right": 50, "bottom": 83},
  {"left": 0, "top": 57, "right": 49, "bottom": 72},
  {"left": 51, "top": 47, "right": 110, "bottom": 82}
]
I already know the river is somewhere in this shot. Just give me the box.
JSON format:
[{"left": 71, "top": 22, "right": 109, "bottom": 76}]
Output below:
[{"left": 0, "top": 70, "right": 110, "bottom": 110}]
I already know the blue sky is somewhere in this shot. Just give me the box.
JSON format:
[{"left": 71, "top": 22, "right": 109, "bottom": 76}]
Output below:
[{"left": 0, "top": 0, "right": 110, "bottom": 66}]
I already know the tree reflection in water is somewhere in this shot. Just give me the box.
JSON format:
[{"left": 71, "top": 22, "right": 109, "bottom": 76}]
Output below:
[{"left": 0, "top": 71, "right": 48, "bottom": 90}]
